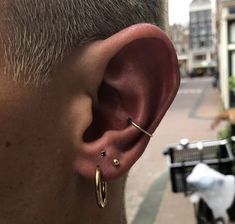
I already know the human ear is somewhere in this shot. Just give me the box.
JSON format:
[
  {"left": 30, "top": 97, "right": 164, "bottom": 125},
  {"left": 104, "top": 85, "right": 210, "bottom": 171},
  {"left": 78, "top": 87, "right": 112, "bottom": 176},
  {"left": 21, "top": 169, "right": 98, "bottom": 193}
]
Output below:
[{"left": 73, "top": 23, "right": 180, "bottom": 180}]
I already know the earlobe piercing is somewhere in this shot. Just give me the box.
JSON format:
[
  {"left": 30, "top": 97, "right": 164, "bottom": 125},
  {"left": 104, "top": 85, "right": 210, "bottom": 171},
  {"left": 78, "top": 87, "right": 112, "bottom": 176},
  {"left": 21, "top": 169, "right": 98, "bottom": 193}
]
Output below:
[
  {"left": 101, "top": 150, "right": 106, "bottom": 157},
  {"left": 127, "top": 117, "right": 153, "bottom": 138},
  {"left": 113, "top": 159, "right": 120, "bottom": 167}
]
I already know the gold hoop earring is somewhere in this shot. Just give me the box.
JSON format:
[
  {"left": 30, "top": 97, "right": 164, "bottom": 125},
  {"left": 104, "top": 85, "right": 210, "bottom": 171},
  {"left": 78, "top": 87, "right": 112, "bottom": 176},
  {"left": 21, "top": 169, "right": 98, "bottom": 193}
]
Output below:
[
  {"left": 128, "top": 118, "right": 153, "bottom": 137},
  {"left": 95, "top": 166, "right": 108, "bottom": 208}
]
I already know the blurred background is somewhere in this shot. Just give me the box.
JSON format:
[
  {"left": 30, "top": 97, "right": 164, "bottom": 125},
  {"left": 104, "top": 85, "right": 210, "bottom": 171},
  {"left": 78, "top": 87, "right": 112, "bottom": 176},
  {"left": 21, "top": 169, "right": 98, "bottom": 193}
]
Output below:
[{"left": 125, "top": 0, "right": 235, "bottom": 223}]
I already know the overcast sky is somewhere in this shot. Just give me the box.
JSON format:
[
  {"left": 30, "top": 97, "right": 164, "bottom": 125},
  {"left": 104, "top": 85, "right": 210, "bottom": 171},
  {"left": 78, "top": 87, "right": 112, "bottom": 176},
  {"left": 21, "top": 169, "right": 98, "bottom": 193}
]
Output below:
[{"left": 169, "top": 0, "right": 193, "bottom": 25}]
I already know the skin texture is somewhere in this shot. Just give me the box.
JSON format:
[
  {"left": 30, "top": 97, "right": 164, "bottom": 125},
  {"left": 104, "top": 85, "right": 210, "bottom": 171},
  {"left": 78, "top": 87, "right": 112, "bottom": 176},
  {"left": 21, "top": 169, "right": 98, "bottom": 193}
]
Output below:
[
  {"left": 0, "top": 23, "right": 180, "bottom": 224},
  {"left": 0, "top": 56, "right": 126, "bottom": 224}
]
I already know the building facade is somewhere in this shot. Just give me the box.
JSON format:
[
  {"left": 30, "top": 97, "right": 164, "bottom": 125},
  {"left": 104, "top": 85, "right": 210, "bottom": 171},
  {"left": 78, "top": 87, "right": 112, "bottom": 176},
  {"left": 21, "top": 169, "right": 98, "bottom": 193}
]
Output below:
[
  {"left": 189, "top": 0, "right": 217, "bottom": 76},
  {"left": 165, "top": 0, "right": 169, "bottom": 30},
  {"left": 168, "top": 24, "right": 190, "bottom": 77},
  {"left": 217, "top": 0, "right": 235, "bottom": 108}
]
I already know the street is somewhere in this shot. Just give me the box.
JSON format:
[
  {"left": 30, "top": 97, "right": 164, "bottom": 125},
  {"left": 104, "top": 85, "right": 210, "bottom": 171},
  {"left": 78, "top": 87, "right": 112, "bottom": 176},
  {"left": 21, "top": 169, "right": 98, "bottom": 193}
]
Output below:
[{"left": 125, "top": 77, "right": 224, "bottom": 224}]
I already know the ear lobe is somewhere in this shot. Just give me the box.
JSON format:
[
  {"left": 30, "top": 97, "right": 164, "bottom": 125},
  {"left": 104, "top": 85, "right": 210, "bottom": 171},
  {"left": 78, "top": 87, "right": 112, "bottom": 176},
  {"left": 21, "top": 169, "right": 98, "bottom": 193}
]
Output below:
[{"left": 74, "top": 24, "right": 180, "bottom": 180}]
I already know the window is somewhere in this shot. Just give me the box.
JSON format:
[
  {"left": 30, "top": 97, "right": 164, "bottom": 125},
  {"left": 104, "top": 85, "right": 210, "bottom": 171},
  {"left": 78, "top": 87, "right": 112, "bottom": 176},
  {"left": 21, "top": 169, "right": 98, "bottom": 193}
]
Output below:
[
  {"left": 190, "top": 27, "right": 196, "bottom": 35},
  {"left": 230, "top": 51, "right": 235, "bottom": 76},
  {"left": 199, "top": 41, "right": 205, "bottom": 48},
  {"left": 194, "top": 54, "right": 206, "bottom": 61},
  {"left": 229, "top": 21, "right": 235, "bottom": 43},
  {"left": 229, "top": 7, "right": 235, "bottom": 14},
  {"left": 200, "top": 28, "right": 206, "bottom": 36},
  {"left": 205, "top": 10, "right": 211, "bottom": 21},
  {"left": 207, "top": 24, "right": 212, "bottom": 35},
  {"left": 190, "top": 23, "right": 199, "bottom": 36},
  {"left": 190, "top": 12, "right": 197, "bottom": 23},
  {"left": 211, "top": 53, "right": 216, "bottom": 60},
  {"left": 191, "top": 38, "right": 198, "bottom": 49},
  {"left": 198, "top": 11, "right": 204, "bottom": 22}
]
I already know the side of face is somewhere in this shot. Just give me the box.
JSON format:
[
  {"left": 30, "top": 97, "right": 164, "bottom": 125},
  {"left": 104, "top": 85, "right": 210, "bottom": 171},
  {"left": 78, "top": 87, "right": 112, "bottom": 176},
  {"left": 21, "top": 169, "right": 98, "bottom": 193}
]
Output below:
[
  {"left": 0, "top": 71, "right": 88, "bottom": 220},
  {"left": 0, "top": 23, "right": 180, "bottom": 222}
]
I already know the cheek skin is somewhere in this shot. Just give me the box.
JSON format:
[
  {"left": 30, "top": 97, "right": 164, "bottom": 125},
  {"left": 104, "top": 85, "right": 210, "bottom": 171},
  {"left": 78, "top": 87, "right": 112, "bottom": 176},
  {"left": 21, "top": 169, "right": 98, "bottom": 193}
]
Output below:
[
  {"left": 0, "top": 81, "right": 88, "bottom": 221},
  {"left": 0, "top": 89, "right": 67, "bottom": 195}
]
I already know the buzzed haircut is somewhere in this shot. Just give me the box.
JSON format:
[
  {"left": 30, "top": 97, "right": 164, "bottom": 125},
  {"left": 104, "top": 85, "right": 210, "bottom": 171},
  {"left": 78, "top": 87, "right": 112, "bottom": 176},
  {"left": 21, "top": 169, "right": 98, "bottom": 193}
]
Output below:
[{"left": 0, "top": 0, "right": 165, "bottom": 85}]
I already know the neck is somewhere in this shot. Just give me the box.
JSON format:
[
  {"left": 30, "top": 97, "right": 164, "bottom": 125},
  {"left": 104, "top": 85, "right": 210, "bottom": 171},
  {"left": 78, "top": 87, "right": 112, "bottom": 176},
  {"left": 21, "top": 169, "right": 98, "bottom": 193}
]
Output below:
[
  {"left": 1, "top": 166, "right": 127, "bottom": 224},
  {"left": 74, "top": 175, "right": 127, "bottom": 224},
  {"left": 32, "top": 175, "right": 128, "bottom": 224}
]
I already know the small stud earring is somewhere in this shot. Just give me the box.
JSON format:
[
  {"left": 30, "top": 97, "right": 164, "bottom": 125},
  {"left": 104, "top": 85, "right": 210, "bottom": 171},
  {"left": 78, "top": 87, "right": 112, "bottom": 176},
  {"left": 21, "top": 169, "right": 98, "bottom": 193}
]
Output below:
[
  {"left": 113, "top": 159, "right": 120, "bottom": 167},
  {"left": 101, "top": 150, "right": 106, "bottom": 157}
]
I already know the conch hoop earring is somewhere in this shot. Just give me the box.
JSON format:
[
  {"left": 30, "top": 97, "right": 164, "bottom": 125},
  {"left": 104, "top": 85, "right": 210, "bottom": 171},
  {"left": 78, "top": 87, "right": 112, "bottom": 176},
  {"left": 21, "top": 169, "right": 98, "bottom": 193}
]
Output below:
[
  {"left": 95, "top": 166, "right": 107, "bottom": 208},
  {"left": 128, "top": 118, "right": 153, "bottom": 138}
]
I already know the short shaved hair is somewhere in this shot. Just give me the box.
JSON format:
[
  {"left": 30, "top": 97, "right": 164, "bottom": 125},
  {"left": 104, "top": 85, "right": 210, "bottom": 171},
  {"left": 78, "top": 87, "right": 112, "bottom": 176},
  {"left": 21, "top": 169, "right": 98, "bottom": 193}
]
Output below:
[{"left": 1, "top": 0, "right": 165, "bottom": 85}]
